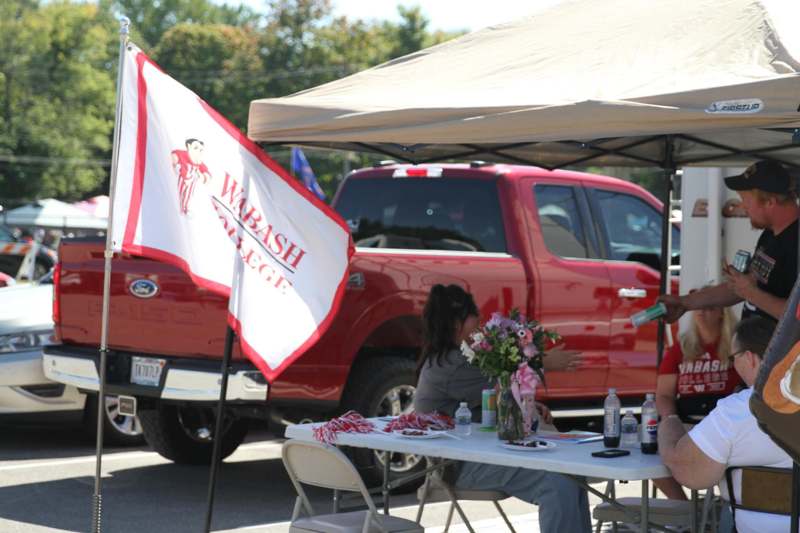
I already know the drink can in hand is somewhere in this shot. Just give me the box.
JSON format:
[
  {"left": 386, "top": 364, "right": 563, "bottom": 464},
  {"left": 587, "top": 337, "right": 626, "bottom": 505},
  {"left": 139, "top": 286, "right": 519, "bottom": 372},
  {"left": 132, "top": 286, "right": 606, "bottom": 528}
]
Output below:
[
  {"left": 630, "top": 302, "right": 667, "bottom": 327},
  {"left": 733, "top": 250, "right": 751, "bottom": 273},
  {"left": 481, "top": 388, "right": 497, "bottom": 428}
]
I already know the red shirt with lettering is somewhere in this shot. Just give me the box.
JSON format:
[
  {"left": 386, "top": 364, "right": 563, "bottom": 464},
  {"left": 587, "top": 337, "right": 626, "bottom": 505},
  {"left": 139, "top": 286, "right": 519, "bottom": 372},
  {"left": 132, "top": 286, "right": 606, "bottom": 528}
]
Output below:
[{"left": 658, "top": 342, "right": 741, "bottom": 397}]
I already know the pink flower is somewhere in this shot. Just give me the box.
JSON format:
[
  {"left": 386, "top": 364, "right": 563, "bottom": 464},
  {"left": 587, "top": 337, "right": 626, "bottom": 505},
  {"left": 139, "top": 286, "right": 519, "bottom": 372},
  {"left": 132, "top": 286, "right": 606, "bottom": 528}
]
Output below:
[
  {"left": 514, "top": 362, "right": 539, "bottom": 395},
  {"left": 523, "top": 344, "right": 537, "bottom": 358}
]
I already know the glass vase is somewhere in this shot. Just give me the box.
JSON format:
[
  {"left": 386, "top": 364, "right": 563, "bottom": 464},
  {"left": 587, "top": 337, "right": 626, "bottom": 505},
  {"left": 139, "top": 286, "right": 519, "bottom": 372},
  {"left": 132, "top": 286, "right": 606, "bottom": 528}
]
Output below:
[
  {"left": 521, "top": 392, "right": 539, "bottom": 436},
  {"left": 496, "top": 382, "right": 526, "bottom": 441}
]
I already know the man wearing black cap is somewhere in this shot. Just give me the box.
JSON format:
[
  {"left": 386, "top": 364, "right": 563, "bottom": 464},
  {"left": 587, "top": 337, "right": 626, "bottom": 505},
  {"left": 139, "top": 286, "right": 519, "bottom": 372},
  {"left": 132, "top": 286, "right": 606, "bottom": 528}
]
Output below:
[{"left": 660, "top": 160, "right": 799, "bottom": 324}]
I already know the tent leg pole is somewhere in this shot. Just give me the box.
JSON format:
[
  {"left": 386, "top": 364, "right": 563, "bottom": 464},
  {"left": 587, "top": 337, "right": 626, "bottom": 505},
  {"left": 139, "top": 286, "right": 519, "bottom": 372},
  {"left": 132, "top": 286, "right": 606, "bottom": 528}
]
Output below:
[
  {"left": 791, "top": 462, "right": 799, "bottom": 533},
  {"left": 657, "top": 135, "right": 675, "bottom": 368}
]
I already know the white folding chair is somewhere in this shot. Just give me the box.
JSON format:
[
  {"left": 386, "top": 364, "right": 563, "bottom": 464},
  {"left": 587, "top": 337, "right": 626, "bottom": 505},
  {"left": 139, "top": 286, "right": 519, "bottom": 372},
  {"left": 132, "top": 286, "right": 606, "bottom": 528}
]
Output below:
[
  {"left": 282, "top": 440, "right": 423, "bottom": 533},
  {"left": 592, "top": 487, "right": 720, "bottom": 531},
  {"left": 414, "top": 421, "right": 566, "bottom": 533},
  {"left": 593, "top": 496, "right": 696, "bottom": 530},
  {"left": 415, "top": 468, "right": 517, "bottom": 533}
]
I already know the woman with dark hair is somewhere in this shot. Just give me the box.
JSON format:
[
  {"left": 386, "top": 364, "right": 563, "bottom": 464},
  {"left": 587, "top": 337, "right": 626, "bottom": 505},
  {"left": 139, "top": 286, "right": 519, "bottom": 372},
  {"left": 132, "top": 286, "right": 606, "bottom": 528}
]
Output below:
[{"left": 414, "top": 284, "right": 590, "bottom": 533}]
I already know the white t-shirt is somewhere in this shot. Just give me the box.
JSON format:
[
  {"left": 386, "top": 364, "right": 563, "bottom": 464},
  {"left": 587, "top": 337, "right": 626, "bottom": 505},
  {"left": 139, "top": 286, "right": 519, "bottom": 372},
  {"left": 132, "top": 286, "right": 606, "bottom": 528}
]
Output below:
[{"left": 689, "top": 388, "right": 794, "bottom": 533}]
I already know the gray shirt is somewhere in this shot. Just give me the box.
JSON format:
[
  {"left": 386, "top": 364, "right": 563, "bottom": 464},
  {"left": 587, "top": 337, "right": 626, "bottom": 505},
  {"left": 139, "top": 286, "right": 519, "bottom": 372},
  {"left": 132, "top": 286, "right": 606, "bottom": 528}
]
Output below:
[{"left": 415, "top": 348, "right": 490, "bottom": 419}]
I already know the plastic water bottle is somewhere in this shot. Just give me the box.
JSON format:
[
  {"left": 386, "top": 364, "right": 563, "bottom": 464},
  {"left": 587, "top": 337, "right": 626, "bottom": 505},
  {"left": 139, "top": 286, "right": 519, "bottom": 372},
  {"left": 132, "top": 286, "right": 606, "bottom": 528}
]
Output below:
[
  {"left": 603, "top": 388, "right": 621, "bottom": 448},
  {"left": 455, "top": 401, "right": 472, "bottom": 436},
  {"left": 641, "top": 393, "right": 659, "bottom": 454},
  {"left": 621, "top": 410, "right": 638, "bottom": 448}
]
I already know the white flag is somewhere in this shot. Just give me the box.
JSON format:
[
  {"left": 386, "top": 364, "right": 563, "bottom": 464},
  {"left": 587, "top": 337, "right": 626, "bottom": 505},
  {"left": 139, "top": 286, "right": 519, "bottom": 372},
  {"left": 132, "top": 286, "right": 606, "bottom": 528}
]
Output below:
[{"left": 111, "top": 46, "right": 353, "bottom": 382}]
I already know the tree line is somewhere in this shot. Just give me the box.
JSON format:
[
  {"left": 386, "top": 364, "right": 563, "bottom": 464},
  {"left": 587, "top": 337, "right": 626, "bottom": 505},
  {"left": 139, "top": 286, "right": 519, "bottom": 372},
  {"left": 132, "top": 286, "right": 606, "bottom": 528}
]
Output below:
[{"left": 0, "top": 0, "right": 459, "bottom": 204}]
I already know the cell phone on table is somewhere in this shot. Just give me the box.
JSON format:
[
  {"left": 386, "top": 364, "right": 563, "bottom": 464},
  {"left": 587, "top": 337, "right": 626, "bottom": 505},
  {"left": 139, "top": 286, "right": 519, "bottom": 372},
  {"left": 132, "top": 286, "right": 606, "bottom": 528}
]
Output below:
[{"left": 592, "top": 449, "right": 631, "bottom": 458}]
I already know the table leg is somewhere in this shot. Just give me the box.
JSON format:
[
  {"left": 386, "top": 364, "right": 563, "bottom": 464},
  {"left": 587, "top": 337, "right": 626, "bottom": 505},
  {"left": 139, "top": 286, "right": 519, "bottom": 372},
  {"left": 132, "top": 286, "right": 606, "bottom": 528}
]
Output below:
[
  {"left": 690, "top": 489, "right": 698, "bottom": 533},
  {"left": 332, "top": 489, "right": 340, "bottom": 513},
  {"left": 382, "top": 451, "right": 391, "bottom": 515},
  {"left": 640, "top": 480, "right": 649, "bottom": 533},
  {"left": 611, "top": 482, "right": 618, "bottom": 533}
]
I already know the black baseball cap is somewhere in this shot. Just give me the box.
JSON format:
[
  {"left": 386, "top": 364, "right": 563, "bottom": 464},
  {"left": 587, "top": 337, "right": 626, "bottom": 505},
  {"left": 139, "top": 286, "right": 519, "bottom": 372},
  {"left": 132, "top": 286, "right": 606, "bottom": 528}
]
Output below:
[{"left": 724, "top": 160, "right": 794, "bottom": 194}]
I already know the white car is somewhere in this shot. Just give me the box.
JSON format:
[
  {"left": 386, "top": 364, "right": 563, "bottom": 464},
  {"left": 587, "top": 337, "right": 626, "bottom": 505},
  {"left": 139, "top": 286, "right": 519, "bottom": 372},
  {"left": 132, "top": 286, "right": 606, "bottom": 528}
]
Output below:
[{"left": 0, "top": 273, "right": 143, "bottom": 444}]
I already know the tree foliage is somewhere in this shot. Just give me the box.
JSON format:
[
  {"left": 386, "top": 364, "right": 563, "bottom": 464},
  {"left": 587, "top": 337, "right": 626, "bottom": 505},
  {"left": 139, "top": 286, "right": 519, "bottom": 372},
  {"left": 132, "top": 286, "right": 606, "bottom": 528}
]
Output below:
[
  {"left": 0, "top": 0, "right": 464, "bottom": 204},
  {"left": 0, "top": 1, "right": 117, "bottom": 202},
  {"left": 153, "top": 23, "right": 262, "bottom": 127},
  {"left": 104, "top": 0, "right": 259, "bottom": 49}
]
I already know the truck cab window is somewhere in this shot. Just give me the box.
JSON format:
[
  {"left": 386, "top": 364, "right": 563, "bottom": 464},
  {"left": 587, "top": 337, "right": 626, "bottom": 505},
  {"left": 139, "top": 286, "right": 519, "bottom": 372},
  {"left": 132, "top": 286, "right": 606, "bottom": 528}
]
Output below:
[
  {"left": 594, "top": 189, "right": 680, "bottom": 265},
  {"left": 335, "top": 177, "right": 506, "bottom": 253},
  {"left": 534, "top": 185, "right": 590, "bottom": 259}
]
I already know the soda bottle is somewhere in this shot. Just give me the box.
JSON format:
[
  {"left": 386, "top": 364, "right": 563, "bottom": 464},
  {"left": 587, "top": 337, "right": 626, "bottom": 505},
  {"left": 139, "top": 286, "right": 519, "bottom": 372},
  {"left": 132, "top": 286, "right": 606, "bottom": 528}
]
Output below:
[
  {"left": 603, "top": 388, "right": 621, "bottom": 448},
  {"left": 620, "top": 409, "right": 638, "bottom": 448},
  {"left": 455, "top": 401, "right": 472, "bottom": 436},
  {"left": 641, "top": 393, "right": 659, "bottom": 454}
]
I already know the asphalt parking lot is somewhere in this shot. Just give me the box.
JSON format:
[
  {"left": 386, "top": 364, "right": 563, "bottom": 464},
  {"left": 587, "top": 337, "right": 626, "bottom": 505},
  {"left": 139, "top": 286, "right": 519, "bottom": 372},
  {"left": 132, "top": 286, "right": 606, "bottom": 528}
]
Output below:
[
  {"left": 0, "top": 419, "right": 643, "bottom": 532},
  {"left": 0, "top": 421, "right": 525, "bottom": 532}
]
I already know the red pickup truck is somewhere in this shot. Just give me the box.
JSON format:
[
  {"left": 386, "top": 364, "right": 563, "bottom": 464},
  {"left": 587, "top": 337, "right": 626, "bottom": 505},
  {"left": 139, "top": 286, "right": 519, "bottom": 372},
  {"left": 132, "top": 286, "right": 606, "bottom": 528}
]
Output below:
[{"left": 43, "top": 162, "right": 678, "bottom": 477}]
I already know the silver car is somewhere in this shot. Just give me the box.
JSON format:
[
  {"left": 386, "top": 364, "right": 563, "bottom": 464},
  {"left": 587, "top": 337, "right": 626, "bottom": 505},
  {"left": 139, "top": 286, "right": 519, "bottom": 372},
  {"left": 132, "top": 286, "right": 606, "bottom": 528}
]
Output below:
[{"left": 0, "top": 273, "right": 143, "bottom": 444}]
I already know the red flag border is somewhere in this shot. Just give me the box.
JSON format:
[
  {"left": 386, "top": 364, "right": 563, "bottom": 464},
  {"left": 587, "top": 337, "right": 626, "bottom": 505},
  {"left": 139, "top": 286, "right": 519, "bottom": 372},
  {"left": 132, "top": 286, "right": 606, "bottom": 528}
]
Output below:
[{"left": 118, "top": 49, "right": 354, "bottom": 383}]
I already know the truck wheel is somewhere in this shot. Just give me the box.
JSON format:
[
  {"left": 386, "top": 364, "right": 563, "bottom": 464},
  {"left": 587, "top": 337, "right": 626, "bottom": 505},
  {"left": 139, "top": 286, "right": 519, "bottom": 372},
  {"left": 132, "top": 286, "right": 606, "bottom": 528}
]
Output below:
[
  {"left": 138, "top": 404, "right": 249, "bottom": 464},
  {"left": 341, "top": 356, "right": 422, "bottom": 489},
  {"left": 84, "top": 394, "right": 145, "bottom": 446}
]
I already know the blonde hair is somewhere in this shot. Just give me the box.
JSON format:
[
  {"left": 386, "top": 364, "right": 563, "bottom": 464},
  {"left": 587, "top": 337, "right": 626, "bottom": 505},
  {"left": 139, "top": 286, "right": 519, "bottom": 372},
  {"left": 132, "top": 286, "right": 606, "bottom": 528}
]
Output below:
[{"left": 679, "top": 306, "right": 736, "bottom": 363}]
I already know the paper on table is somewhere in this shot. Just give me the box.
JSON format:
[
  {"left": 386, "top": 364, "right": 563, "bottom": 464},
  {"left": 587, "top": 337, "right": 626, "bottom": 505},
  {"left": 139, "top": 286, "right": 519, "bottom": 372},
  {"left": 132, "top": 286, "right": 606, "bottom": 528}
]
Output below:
[{"left": 537, "top": 431, "right": 603, "bottom": 444}]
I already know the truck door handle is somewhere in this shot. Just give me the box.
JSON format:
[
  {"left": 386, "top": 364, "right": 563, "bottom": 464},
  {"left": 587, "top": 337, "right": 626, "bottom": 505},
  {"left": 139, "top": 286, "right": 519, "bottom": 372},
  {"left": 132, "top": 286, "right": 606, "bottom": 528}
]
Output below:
[{"left": 618, "top": 288, "right": 647, "bottom": 299}]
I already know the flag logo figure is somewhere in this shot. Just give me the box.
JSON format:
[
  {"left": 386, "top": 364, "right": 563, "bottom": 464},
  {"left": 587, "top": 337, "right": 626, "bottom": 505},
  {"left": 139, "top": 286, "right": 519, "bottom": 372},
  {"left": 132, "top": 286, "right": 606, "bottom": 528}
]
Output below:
[
  {"left": 172, "top": 138, "right": 211, "bottom": 215},
  {"left": 110, "top": 46, "right": 353, "bottom": 382}
]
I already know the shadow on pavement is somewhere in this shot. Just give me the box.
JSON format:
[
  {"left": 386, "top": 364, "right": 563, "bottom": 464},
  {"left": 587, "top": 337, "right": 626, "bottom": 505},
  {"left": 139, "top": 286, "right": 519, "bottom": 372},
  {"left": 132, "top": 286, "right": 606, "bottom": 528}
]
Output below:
[
  {"left": 0, "top": 456, "right": 420, "bottom": 532},
  {"left": 0, "top": 422, "right": 149, "bottom": 461},
  {"left": 0, "top": 457, "right": 322, "bottom": 532}
]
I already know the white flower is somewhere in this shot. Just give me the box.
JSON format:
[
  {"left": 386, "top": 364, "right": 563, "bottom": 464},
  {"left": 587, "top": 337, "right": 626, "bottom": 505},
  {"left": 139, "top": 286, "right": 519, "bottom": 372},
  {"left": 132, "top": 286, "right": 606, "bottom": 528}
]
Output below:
[
  {"left": 472, "top": 332, "right": 484, "bottom": 343},
  {"left": 461, "top": 341, "right": 476, "bottom": 363}
]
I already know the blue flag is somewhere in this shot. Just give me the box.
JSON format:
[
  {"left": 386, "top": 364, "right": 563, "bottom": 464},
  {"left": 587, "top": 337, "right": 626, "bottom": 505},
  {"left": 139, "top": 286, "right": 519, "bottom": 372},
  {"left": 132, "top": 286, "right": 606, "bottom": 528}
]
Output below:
[{"left": 291, "top": 147, "right": 326, "bottom": 201}]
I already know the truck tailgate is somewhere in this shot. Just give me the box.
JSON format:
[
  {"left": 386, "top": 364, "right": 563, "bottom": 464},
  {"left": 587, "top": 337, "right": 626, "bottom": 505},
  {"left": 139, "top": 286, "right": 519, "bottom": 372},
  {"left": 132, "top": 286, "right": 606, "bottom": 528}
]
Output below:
[{"left": 57, "top": 238, "right": 239, "bottom": 361}]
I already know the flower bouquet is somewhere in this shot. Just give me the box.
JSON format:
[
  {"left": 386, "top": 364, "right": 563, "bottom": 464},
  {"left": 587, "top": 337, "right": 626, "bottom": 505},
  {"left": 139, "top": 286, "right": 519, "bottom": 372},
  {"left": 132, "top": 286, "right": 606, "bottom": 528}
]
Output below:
[{"left": 461, "top": 309, "right": 560, "bottom": 440}]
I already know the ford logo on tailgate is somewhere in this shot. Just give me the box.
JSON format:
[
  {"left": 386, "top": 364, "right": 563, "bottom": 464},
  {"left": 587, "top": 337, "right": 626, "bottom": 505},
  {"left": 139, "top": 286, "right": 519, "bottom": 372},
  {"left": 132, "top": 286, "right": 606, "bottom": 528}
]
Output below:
[{"left": 129, "top": 279, "right": 159, "bottom": 299}]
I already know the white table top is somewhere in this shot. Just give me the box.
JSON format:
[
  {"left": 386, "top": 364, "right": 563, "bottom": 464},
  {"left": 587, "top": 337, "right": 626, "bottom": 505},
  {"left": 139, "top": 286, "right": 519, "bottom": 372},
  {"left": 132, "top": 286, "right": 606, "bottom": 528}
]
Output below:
[{"left": 286, "top": 421, "right": 670, "bottom": 481}]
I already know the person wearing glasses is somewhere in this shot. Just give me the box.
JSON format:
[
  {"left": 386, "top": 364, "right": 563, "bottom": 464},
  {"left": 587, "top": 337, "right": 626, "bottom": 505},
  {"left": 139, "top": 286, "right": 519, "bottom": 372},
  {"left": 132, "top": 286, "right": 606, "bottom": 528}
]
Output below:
[
  {"left": 653, "top": 300, "right": 740, "bottom": 499},
  {"left": 659, "top": 316, "right": 793, "bottom": 533}
]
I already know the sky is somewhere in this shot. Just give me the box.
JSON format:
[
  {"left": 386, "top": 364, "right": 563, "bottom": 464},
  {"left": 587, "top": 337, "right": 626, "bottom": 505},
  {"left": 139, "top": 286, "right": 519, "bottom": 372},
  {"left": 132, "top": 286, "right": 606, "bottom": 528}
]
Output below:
[
  {"left": 238, "top": 0, "right": 564, "bottom": 33},
  {"left": 326, "top": 0, "right": 562, "bottom": 32}
]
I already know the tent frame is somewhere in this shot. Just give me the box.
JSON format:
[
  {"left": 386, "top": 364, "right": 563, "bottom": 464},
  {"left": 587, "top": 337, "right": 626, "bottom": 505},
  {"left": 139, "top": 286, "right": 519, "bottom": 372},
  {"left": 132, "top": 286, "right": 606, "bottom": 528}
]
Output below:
[
  {"left": 263, "top": 130, "right": 799, "bottom": 364},
  {"left": 265, "top": 130, "right": 800, "bottom": 169},
  {"left": 265, "top": 132, "right": 800, "bottom": 532}
]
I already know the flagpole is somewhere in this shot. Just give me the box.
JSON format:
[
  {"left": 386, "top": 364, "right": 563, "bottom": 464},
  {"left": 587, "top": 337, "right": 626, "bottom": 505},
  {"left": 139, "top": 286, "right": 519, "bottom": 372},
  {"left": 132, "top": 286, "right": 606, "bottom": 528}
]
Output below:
[
  {"left": 93, "top": 16, "right": 129, "bottom": 533},
  {"left": 203, "top": 325, "right": 236, "bottom": 533}
]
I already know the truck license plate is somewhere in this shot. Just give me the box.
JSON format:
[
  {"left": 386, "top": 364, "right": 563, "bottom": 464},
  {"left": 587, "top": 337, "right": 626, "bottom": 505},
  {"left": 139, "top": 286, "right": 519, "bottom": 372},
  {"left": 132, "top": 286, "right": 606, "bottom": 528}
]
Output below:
[{"left": 131, "top": 356, "right": 165, "bottom": 387}]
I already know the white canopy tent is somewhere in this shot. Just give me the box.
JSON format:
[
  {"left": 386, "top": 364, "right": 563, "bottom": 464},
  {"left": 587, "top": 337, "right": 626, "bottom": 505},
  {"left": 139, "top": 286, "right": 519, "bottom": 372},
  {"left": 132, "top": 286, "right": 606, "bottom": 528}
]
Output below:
[
  {"left": 248, "top": 0, "right": 800, "bottom": 348},
  {"left": 249, "top": 0, "right": 800, "bottom": 170},
  {"left": 248, "top": 0, "right": 800, "bottom": 479},
  {"left": 3, "top": 199, "right": 107, "bottom": 230}
]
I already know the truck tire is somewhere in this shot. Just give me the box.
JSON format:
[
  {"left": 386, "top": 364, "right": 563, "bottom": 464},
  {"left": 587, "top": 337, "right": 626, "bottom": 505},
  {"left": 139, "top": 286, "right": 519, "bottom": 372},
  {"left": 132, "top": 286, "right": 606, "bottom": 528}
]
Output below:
[
  {"left": 138, "top": 403, "right": 249, "bottom": 464},
  {"left": 84, "top": 394, "right": 145, "bottom": 447},
  {"left": 341, "top": 356, "right": 421, "bottom": 489}
]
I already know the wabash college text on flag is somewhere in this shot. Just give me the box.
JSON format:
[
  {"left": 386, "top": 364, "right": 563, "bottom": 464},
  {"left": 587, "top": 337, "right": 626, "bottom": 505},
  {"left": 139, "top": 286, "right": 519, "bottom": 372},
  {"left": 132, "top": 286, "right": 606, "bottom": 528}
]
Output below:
[{"left": 110, "top": 46, "right": 353, "bottom": 382}]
